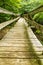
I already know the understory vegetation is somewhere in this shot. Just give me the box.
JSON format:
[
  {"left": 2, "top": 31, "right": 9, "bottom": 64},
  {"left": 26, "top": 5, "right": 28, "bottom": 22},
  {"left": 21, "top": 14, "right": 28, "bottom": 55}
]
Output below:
[{"left": 33, "top": 12, "right": 43, "bottom": 25}]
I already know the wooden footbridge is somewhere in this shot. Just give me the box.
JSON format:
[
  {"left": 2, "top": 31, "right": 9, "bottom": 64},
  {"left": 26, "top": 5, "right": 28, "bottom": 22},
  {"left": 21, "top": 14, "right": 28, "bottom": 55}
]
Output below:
[{"left": 0, "top": 5, "right": 43, "bottom": 65}]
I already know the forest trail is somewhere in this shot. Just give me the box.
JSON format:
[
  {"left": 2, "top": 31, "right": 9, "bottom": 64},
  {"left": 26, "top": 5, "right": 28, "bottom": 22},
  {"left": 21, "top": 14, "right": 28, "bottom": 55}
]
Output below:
[{"left": 0, "top": 18, "right": 40, "bottom": 65}]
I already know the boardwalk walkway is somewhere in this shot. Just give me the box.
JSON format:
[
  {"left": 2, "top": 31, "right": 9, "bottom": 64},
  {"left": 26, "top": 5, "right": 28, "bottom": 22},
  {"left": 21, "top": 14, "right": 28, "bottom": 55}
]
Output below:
[{"left": 0, "top": 18, "right": 42, "bottom": 65}]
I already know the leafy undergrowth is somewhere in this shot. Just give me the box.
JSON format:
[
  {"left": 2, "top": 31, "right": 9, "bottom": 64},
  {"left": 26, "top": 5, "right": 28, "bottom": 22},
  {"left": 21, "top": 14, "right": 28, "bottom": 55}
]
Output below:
[
  {"left": 33, "top": 12, "right": 43, "bottom": 25},
  {"left": 0, "top": 13, "right": 15, "bottom": 23},
  {"left": 32, "top": 28, "right": 43, "bottom": 45}
]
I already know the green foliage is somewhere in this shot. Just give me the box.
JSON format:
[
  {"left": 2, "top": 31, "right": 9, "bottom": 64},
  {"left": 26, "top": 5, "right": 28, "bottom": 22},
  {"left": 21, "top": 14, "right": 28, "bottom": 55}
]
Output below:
[
  {"left": 35, "top": 30, "right": 41, "bottom": 34},
  {"left": 0, "top": 0, "right": 15, "bottom": 12},
  {"left": 0, "top": 0, "right": 43, "bottom": 13},
  {"left": 33, "top": 12, "right": 43, "bottom": 25},
  {"left": 0, "top": 13, "right": 14, "bottom": 23}
]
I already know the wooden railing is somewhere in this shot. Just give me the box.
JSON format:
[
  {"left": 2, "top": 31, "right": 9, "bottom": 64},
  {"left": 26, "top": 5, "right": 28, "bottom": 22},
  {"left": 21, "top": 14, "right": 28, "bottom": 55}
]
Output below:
[
  {"left": 29, "top": 5, "right": 43, "bottom": 15},
  {"left": 0, "top": 17, "right": 20, "bottom": 30},
  {"left": 0, "top": 7, "right": 20, "bottom": 16}
]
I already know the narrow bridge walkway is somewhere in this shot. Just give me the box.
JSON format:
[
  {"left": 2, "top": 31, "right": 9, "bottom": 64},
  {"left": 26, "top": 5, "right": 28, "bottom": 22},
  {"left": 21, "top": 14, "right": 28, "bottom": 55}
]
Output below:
[{"left": 0, "top": 18, "right": 41, "bottom": 65}]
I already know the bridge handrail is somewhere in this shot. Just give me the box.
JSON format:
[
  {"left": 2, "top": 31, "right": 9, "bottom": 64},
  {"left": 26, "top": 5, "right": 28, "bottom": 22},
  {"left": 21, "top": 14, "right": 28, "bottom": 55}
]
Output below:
[
  {"left": 29, "top": 5, "right": 43, "bottom": 15},
  {"left": 0, "top": 17, "right": 20, "bottom": 30},
  {"left": 25, "top": 17, "right": 43, "bottom": 33},
  {"left": 27, "top": 27, "right": 43, "bottom": 65},
  {"left": 24, "top": 20, "right": 43, "bottom": 64},
  {"left": 0, "top": 7, "right": 20, "bottom": 16}
]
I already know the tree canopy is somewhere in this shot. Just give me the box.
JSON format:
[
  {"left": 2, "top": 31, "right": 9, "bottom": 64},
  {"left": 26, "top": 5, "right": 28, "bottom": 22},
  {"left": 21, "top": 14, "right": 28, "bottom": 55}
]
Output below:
[{"left": 0, "top": 0, "right": 43, "bottom": 13}]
